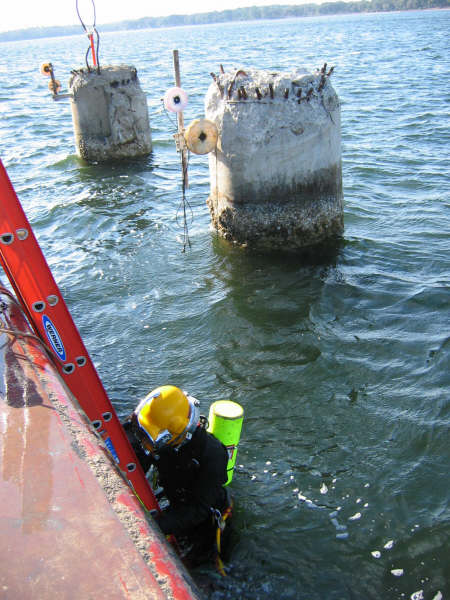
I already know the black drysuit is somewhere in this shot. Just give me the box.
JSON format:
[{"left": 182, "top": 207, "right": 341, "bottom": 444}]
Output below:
[{"left": 124, "top": 422, "right": 229, "bottom": 538}]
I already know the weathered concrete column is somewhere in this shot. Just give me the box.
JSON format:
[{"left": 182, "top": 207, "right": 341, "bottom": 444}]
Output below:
[
  {"left": 69, "top": 65, "right": 152, "bottom": 162},
  {"left": 205, "top": 68, "right": 343, "bottom": 250}
]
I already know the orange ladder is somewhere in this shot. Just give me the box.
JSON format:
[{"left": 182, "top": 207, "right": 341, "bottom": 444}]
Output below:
[{"left": 0, "top": 159, "right": 159, "bottom": 512}]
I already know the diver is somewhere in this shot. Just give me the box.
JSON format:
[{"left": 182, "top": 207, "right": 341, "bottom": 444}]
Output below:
[{"left": 123, "top": 385, "right": 232, "bottom": 568}]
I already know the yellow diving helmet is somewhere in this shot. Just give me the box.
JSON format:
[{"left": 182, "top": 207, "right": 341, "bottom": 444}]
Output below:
[{"left": 133, "top": 385, "right": 200, "bottom": 452}]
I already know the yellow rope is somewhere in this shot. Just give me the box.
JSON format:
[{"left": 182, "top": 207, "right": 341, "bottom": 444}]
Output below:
[{"left": 214, "top": 498, "right": 233, "bottom": 577}]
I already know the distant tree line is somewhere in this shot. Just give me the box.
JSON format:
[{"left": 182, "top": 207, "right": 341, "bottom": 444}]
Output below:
[{"left": 1, "top": 0, "right": 448, "bottom": 42}]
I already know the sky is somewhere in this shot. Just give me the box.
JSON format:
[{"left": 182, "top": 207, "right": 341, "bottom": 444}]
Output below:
[{"left": 1, "top": 0, "right": 324, "bottom": 33}]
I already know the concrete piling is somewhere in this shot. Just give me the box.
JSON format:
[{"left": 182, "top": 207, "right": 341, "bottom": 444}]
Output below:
[
  {"left": 205, "top": 68, "right": 344, "bottom": 251},
  {"left": 69, "top": 65, "right": 152, "bottom": 163}
]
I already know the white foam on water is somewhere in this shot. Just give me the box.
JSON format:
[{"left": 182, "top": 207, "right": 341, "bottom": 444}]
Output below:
[
  {"left": 297, "top": 492, "right": 317, "bottom": 508},
  {"left": 348, "top": 512, "right": 362, "bottom": 521}
]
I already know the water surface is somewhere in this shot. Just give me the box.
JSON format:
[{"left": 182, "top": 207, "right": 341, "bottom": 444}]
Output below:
[{"left": 0, "top": 10, "right": 449, "bottom": 599}]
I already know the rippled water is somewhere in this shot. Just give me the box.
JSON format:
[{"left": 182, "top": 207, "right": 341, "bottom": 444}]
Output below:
[{"left": 1, "top": 9, "right": 449, "bottom": 599}]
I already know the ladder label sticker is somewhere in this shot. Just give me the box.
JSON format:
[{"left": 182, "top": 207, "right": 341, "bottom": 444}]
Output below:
[
  {"left": 104, "top": 437, "right": 120, "bottom": 463},
  {"left": 42, "top": 314, "right": 66, "bottom": 361}
]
